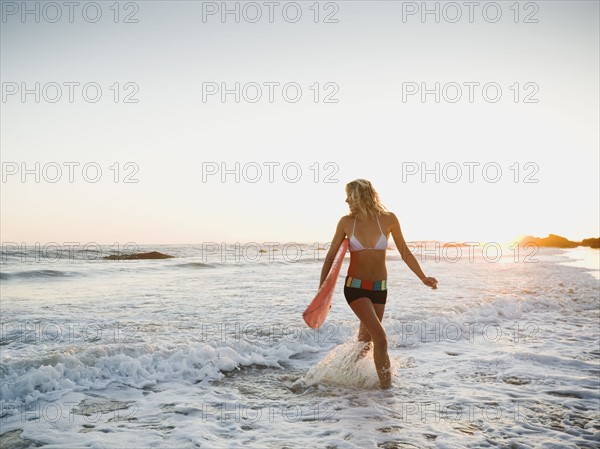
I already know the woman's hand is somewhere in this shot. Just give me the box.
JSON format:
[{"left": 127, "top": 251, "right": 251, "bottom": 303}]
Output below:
[{"left": 422, "top": 277, "right": 438, "bottom": 289}]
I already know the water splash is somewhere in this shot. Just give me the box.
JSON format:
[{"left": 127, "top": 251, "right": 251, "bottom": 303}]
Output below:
[{"left": 304, "top": 340, "right": 399, "bottom": 389}]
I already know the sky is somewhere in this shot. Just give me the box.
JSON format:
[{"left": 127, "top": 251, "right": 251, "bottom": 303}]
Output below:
[{"left": 1, "top": 0, "right": 598, "bottom": 245}]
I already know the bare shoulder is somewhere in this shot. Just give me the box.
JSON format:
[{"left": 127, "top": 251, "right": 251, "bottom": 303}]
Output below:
[
  {"left": 339, "top": 214, "right": 353, "bottom": 224},
  {"left": 381, "top": 211, "right": 400, "bottom": 229},
  {"left": 336, "top": 214, "right": 353, "bottom": 231}
]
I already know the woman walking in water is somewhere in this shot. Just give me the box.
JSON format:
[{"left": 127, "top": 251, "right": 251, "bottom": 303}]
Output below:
[{"left": 320, "top": 179, "right": 438, "bottom": 389}]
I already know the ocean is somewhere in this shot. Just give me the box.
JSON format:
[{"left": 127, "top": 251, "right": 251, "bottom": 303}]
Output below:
[{"left": 1, "top": 242, "right": 598, "bottom": 448}]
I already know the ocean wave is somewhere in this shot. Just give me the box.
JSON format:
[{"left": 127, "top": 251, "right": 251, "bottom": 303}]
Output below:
[
  {"left": 0, "top": 270, "right": 78, "bottom": 281},
  {"left": 174, "top": 262, "right": 216, "bottom": 269},
  {"left": 0, "top": 339, "right": 320, "bottom": 407}
]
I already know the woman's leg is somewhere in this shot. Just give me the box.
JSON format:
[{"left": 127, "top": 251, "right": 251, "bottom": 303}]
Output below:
[
  {"left": 349, "top": 298, "right": 391, "bottom": 389},
  {"left": 358, "top": 304, "right": 385, "bottom": 341}
]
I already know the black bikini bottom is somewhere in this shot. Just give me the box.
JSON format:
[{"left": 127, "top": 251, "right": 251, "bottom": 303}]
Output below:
[{"left": 343, "top": 276, "right": 388, "bottom": 305}]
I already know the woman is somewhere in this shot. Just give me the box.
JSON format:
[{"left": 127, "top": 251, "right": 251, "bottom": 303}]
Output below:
[{"left": 319, "top": 179, "right": 438, "bottom": 389}]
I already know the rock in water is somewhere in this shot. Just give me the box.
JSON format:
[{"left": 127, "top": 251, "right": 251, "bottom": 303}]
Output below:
[
  {"left": 519, "top": 234, "right": 599, "bottom": 248},
  {"left": 102, "top": 251, "right": 175, "bottom": 260}
]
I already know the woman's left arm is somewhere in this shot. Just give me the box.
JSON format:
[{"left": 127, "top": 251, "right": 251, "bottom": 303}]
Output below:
[{"left": 390, "top": 213, "right": 438, "bottom": 289}]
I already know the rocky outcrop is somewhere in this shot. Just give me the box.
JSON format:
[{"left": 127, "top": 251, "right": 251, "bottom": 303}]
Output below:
[
  {"left": 102, "top": 251, "right": 175, "bottom": 260},
  {"left": 519, "top": 234, "right": 599, "bottom": 249},
  {"left": 581, "top": 238, "right": 600, "bottom": 249}
]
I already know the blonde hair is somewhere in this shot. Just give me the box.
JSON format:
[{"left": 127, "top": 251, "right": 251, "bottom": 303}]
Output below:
[{"left": 345, "top": 179, "right": 389, "bottom": 218}]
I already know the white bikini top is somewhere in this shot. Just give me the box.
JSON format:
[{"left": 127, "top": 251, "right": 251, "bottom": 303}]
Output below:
[{"left": 349, "top": 215, "right": 388, "bottom": 252}]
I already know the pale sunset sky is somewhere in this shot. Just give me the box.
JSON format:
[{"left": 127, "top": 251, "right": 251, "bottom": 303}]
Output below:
[{"left": 1, "top": 1, "right": 598, "bottom": 245}]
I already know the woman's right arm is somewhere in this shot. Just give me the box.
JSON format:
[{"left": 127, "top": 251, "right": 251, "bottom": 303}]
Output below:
[{"left": 319, "top": 217, "right": 347, "bottom": 288}]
